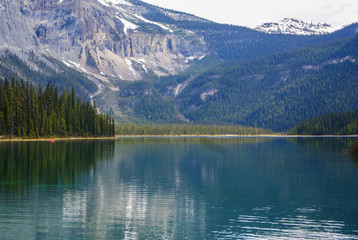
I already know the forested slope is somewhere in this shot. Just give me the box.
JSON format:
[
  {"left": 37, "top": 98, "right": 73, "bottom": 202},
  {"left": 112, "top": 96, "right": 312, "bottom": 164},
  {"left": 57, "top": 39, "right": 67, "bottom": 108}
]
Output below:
[
  {"left": 164, "top": 34, "right": 358, "bottom": 131},
  {"left": 289, "top": 108, "right": 358, "bottom": 135}
]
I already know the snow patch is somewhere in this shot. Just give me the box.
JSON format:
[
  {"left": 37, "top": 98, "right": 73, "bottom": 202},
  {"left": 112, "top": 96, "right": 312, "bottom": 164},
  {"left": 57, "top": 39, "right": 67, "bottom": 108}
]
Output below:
[
  {"left": 68, "top": 60, "right": 80, "bottom": 68},
  {"left": 97, "top": 0, "right": 133, "bottom": 7},
  {"left": 125, "top": 58, "right": 138, "bottom": 77},
  {"left": 62, "top": 60, "right": 71, "bottom": 67},
  {"left": 185, "top": 55, "right": 206, "bottom": 63},
  {"left": 131, "top": 57, "right": 148, "bottom": 73},
  {"left": 185, "top": 56, "right": 196, "bottom": 63},
  {"left": 117, "top": 17, "right": 138, "bottom": 35},
  {"left": 67, "top": 60, "right": 87, "bottom": 72}
]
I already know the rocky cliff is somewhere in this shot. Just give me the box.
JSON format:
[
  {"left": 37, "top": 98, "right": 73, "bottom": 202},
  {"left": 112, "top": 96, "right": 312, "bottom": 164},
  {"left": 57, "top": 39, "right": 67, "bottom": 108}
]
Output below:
[{"left": 0, "top": 0, "right": 208, "bottom": 84}]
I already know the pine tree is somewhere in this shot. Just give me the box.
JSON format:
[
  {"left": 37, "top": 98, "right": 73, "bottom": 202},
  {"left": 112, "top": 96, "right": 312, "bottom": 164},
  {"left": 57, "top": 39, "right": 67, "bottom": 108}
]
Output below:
[{"left": 0, "top": 78, "right": 115, "bottom": 138}]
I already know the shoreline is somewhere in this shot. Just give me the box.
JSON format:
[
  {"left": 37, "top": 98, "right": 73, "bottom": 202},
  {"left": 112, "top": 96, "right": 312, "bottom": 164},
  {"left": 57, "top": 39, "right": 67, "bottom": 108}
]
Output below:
[
  {"left": 0, "top": 136, "right": 118, "bottom": 142},
  {"left": 0, "top": 134, "right": 357, "bottom": 142}
]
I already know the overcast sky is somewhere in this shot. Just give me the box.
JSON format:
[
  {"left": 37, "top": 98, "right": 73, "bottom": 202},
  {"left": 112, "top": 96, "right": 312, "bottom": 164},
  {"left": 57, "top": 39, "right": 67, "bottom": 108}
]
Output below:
[{"left": 141, "top": 0, "right": 358, "bottom": 29}]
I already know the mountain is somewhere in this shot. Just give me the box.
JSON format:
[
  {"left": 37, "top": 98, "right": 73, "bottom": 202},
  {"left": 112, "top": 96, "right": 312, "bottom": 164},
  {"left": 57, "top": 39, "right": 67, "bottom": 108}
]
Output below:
[
  {"left": 255, "top": 18, "right": 335, "bottom": 35},
  {"left": 0, "top": 0, "right": 208, "bottom": 81},
  {"left": 158, "top": 34, "right": 358, "bottom": 131},
  {"left": 0, "top": 0, "right": 357, "bottom": 129},
  {"left": 1, "top": 1, "right": 357, "bottom": 82}
]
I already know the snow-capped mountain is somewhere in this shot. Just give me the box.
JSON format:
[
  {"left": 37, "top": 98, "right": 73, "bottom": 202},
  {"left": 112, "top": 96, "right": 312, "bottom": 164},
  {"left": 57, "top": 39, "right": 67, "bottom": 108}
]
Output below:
[{"left": 255, "top": 18, "right": 335, "bottom": 35}]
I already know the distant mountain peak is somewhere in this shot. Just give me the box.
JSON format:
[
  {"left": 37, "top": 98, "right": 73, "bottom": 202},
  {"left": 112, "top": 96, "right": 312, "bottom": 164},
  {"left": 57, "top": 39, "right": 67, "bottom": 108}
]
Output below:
[{"left": 255, "top": 18, "right": 335, "bottom": 35}]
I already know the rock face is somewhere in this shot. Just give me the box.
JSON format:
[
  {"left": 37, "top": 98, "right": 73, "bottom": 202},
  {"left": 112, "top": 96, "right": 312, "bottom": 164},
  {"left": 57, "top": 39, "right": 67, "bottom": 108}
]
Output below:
[
  {"left": 255, "top": 18, "right": 334, "bottom": 35},
  {"left": 0, "top": 0, "right": 208, "bottom": 82},
  {"left": 0, "top": 0, "right": 40, "bottom": 52}
]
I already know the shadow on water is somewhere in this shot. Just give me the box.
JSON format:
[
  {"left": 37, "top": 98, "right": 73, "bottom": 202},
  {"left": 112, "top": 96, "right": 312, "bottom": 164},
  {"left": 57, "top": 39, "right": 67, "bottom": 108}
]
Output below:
[
  {"left": 114, "top": 136, "right": 273, "bottom": 145},
  {"left": 0, "top": 140, "right": 115, "bottom": 192},
  {"left": 289, "top": 137, "right": 358, "bottom": 170},
  {"left": 348, "top": 139, "right": 358, "bottom": 165},
  {"left": 288, "top": 137, "right": 356, "bottom": 152},
  {"left": 350, "top": 154, "right": 358, "bottom": 166}
]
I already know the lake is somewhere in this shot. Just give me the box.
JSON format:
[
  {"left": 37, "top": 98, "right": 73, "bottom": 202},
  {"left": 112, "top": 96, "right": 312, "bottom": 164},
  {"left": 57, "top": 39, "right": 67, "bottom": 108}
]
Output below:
[{"left": 0, "top": 137, "right": 358, "bottom": 239}]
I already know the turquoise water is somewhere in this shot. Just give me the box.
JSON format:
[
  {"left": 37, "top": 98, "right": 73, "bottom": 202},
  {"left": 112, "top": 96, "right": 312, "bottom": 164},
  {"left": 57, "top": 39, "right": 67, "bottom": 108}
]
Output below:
[{"left": 0, "top": 137, "right": 357, "bottom": 239}]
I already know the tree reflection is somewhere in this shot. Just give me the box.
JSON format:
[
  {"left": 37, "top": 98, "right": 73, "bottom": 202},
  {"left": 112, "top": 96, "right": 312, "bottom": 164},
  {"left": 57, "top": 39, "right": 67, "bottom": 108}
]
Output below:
[
  {"left": 0, "top": 137, "right": 357, "bottom": 239},
  {"left": 289, "top": 137, "right": 355, "bottom": 152},
  {"left": 0, "top": 140, "right": 114, "bottom": 192}
]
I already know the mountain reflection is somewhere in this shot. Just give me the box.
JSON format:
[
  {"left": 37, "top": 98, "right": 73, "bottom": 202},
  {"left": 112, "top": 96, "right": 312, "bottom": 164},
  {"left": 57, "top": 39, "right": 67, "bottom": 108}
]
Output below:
[{"left": 0, "top": 137, "right": 357, "bottom": 239}]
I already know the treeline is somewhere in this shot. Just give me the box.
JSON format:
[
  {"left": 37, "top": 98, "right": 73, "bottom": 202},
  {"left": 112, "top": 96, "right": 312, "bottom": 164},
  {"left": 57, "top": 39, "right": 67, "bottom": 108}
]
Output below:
[
  {"left": 0, "top": 78, "right": 115, "bottom": 138},
  {"left": 116, "top": 124, "right": 273, "bottom": 136},
  {"left": 288, "top": 108, "right": 358, "bottom": 135}
]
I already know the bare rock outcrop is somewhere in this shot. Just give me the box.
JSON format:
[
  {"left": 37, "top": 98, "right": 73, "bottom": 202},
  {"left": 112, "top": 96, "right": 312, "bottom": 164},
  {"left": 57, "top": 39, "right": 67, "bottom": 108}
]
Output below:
[{"left": 0, "top": 0, "right": 208, "bottom": 82}]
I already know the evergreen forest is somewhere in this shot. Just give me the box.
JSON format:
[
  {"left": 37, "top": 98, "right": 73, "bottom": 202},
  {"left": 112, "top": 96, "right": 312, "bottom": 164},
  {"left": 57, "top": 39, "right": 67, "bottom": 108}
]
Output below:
[
  {"left": 0, "top": 78, "right": 115, "bottom": 138},
  {"left": 116, "top": 124, "right": 273, "bottom": 136},
  {"left": 289, "top": 108, "right": 358, "bottom": 135},
  {"left": 159, "top": 34, "right": 358, "bottom": 131}
]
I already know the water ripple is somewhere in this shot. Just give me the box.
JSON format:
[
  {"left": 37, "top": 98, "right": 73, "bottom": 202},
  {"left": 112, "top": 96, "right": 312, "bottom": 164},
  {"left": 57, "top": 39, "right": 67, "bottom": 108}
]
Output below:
[{"left": 212, "top": 208, "right": 356, "bottom": 240}]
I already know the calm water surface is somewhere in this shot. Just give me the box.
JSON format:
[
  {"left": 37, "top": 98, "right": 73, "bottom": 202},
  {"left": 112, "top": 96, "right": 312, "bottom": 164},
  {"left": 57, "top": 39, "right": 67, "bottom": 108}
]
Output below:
[{"left": 0, "top": 137, "right": 358, "bottom": 239}]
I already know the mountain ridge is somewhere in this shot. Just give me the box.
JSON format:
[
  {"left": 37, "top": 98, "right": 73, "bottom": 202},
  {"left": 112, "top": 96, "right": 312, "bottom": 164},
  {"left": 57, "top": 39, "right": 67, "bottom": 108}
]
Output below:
[
  {"left": 160, "top": 34, "right": 358, "bottom": 131},
  {"left": 0, "top": 0, "right": 357, "bottom": 130},
  {"left": 255, "top": 17, "right": 335, "bottom": 35}
]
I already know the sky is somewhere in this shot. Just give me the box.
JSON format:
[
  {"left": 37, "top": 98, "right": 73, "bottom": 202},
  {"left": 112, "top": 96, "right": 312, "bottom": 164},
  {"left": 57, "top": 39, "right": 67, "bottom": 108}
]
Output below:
[{"left": 141, "top": 0, "right": 358, "bottom": 29}]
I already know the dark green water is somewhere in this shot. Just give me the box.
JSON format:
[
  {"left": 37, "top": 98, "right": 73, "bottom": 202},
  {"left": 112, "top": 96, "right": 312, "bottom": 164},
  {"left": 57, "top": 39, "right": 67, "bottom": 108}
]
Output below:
[{"left": 0, "top": 137, "right": 358, "bottom": 239}]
